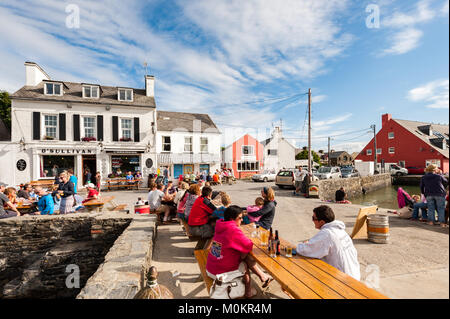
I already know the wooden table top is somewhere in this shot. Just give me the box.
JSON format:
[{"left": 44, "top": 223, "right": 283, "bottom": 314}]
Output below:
[
  {"left": 83, "top": 196, "right": 115, "bottom": 206},
  {"left": 240, "top": 224, "right": 388, "bottom": 299}
]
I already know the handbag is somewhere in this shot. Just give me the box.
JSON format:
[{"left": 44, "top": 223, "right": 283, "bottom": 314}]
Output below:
[{"left": 209, "top": 267, "right": 246, "bottom": 299}]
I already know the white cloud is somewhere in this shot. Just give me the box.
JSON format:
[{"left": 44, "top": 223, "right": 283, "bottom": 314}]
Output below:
[
  {"left": 407, "top": 79, "right": 449, "bottom": 109},
  {"left": 383, "top": 28, "right": 423, "bottom": 55},
  {"left": 441, "top": 0, "right": 449, "bottom": 15}
]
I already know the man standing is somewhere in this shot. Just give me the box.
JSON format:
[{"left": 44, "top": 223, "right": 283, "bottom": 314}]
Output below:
[
  {"left": 420, "top": 164, "right": 448, "bottom": 227},
  {"left": 68, "top": 168, "right": 78, "bottom": 194},
  {"left": 0, "top": 182, "right": 20, "bottom": 219},
  {"left": 296, "top": 205, "right": 361, "bottom": 280}
]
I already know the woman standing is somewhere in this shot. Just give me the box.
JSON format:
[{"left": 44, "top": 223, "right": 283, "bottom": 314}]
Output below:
[
  {"left": 247, "top": 187, "right": 277, "bottom": 230},
  {"left": 57, "top": 172, "right": 75, "bottom": 214}
]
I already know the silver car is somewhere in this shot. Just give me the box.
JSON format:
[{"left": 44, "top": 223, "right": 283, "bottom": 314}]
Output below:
[
  {"left": 252, "top": 170, "right": 277, "bottom": 182},
  {"left": 314, "top": 166, "right": 342, "bottom": 180}
]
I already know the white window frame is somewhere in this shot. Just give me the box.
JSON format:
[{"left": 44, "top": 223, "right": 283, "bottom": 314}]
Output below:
[
  {"left": 388, "top": 147, "right": 395, "bottom": 154},
  {"left": 366, "top": 149, "right": 372, "bottom": 156},
  {"left": 82, "top": 116, "right": 96, "bottom": 138},
  {"left": 425, "top": 159, "right": 440, "bottom": 167},
  {"left": 267, "top": 149, "right": 277, "bottom": 156},
  {"left": 184, "top": 136, "right": 193, "bottom": 153},
  {"left": 388, "top": 132, "right": 394, "bottom": 139},
  {"left": 82, "top": 85, "right": 99, "bottom": 98},
  {"left": 200, "top": 137, "right": 208, "bottom": 153},
  {"left": 42, "top": 114, "right": 58, "bottom": 139},
  {"left": 44, "top": 82, "right": 63, "bottom": 96},
  {"left": 118, "top": 88, "right": 133, "bottom": 101},
  {"left": 242, "top": 145, "right": 254, "bottom": 156},
  {"left": 119, "top": 118, "right": 133, "bottom": 141},
  {"left": 162, "top": 136, "right": 171, "bottom": 152},
  {"left": 237, "top": 161, "right": 260, "bottom": 172},
  {"left": 376, "top": 148, "right": 382, "bottom": 155}
]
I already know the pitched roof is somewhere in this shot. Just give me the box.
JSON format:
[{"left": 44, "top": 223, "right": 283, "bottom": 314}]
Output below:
[
  {"left": 261, "top": 137, "right": 272, "bottom": 146},
  {"left": 394, "top": 119, "right": 449, "bottom": 158},
  {"left": 328, "top": 151, "right": 348, "bottom": 159},
  {"left": 157, "top": 111, "right": 220, "bottom": 133},
  {"left": 11, "top": 81, "right": 156, "bottom": 108}
]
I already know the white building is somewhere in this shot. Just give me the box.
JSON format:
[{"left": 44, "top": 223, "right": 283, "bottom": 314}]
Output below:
[
  {"left": 0, "top": 62, "right": 157, "bottom": 189},
  {"left": 156, "top": 111, "right": 221, "bottom": 179},
  {"left": 261, "top": 127, "right": 297, "bottom": 171}
]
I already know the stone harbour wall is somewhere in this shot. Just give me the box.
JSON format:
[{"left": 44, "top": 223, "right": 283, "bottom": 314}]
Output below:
[{"left": 317, "top": 173, "right": 392, "bottom": 201}]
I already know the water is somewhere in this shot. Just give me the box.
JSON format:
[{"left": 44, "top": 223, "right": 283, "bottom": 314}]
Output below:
[{"left": 351, "top": 185, "right": 421, "bottom": 210}]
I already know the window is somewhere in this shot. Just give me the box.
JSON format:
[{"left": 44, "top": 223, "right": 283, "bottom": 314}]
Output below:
[
  {"left": 425, "top": 159, "right": 440, "bottom": 167},
  {"left": 184, "top": 136, "right": 193, "bottom": 152},
  {"left": 120, "top": 118, "right": 133, "bottom": 141},
  {"left": 237, "top": 161, "right": 259, "bottom": 171},
  {"left": 376, "top": 148, "right": 382, "bottom": 155},
  {"left": 398, "top": 161, "right": 405, "bottom": 168},
  {"left": 162, "top": 136, "right": 171, "bottom": 152},
  {"left": 44, "top": 115, "right": 58, "bottom": 138},
  {"left": 83, "top": 85, "right": 99, "bottom": 98},
  {"left": 111, "top": 156, "right": 140, "bottom": 175},
  {"left": 389, "top": 147, "right": 395, "bottom": 154},
  {"left": 118, "top": 89, "right": 133, "bottom": 101},
  {"left": 45, "top": 82, "right": 62, "bottom": 96},
  {"left": 267, "top": 149, "right": 277, "bottom": 156},
  {"left": 366, "top": 149, "right": 372, "bottom": 156},
  {"left": 83, "top": 117, "right": 96, "bottom": 138},
  {"left": 242, "top": 145, "right": 254, "bottom": 155},
  {"left": 40, "top": 155, "right": 74, "bottom": 178},
  {"left": 200, "top": 137, "right": 208, "bottom": 153},
  {"left": 388, "top": 132, "right": 394, "bottom": 139}
]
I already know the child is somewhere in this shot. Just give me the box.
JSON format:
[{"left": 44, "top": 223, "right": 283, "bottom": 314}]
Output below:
[
  {"left": 243, "top": 197, "right": 265, "bottom": 224},
  {"left": 212, "top": 193, "right": 231, "bottom": 220}
]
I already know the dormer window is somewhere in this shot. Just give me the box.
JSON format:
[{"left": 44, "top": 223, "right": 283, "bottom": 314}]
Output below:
[
  {"left": 83, "top": 85, "right": 99, "bottom": 98},
  {"left": 118, "top": 88, "right": 133, "bottom": 101},
  {"left": 45, "top": 82, "right": 62, "bottom": 96}
]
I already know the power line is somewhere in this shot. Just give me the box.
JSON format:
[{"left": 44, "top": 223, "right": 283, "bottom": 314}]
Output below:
[{"left": 205, "top": 92, "right": 309, "bottom": 109}]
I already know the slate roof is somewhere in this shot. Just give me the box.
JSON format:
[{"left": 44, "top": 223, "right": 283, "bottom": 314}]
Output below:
[
  {"left": 157, "top": 111, "right": 220, "bottom": 133},
  {"left": 11, "top": 81, "right": 156, "bottom": 108},
  {"left": 328, "top": 151, "right": 348, "bottom": 159},
  {"left": 394, "top": 119, "right": 449, "bottom": 158}
]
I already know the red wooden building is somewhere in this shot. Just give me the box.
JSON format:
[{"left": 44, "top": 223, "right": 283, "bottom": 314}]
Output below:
[
  {"left": 356, "top": 114, "right": 449, "bottom": 173},
  {"left": 222, "top": 134, "right": 264, "bottom": 178}
]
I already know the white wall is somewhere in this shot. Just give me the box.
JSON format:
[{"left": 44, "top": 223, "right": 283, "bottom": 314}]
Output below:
[{"left": 263, "top": 138, "right": 296, "bottom": 171}]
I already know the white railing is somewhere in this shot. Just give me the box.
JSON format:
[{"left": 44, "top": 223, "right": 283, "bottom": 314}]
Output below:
[{"left": 158, "top": 153, "right": 220, "bottom": 164}]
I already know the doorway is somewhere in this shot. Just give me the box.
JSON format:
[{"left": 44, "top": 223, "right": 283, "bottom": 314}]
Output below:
[{"left": 82, "top": 155, "right": 97, "bottom": 185}]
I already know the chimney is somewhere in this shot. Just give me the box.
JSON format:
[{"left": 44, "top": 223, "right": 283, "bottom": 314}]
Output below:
[
  {"left": 145, "top": 75, "right": 155, "bottom": 97},
  {"left": 24, "top": 62, "right": 50, "bottom": 86},
  {"left": 381, "top": 113, "right": 392, "bottom": 127}
]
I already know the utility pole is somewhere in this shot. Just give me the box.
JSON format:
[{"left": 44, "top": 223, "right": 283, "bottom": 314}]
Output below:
[
  {"left": 370, "top": 124, "right": 377, "bottom": 172},
  {"left": 328, "top": 137, "right": 331, "bottom": 167},
  {"left": 308, "top": 88, "right": 312, "bottom": 178}
]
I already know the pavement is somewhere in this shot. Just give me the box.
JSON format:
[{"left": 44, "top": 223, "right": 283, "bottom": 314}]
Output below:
[{"left": 100, "top": 180, "right": 449, "bottom": 299}]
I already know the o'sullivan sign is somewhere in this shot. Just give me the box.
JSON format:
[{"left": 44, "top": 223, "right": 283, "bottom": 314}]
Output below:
[{"left": 40, "top": 148, "right": 95, "bottom": 154}]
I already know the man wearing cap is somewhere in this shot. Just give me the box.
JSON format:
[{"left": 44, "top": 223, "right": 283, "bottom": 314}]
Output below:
[
  {"left": 420, "top": 164, "right": 448, "bottom": 227},
  {"left": 0, "top": 182, "right": 20, "bottom": 219},
  {"left": 82, "top": 183, "right": 99, "bottom": 204}
]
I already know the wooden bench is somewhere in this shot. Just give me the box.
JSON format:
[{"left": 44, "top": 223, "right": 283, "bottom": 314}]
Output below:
[
  {"left": 106, "top": 179, "right": 142, "bottom": 191},
  {"left": 83, "top": 196, "right": 115, "bottom": 212},
  {"left": 194, "top": 248, "right": 214, "bottom": 294},
  {"left": 29, "top": 180, "right": 55, "bottom": 189},
  {"left": 181, "top": 219, "right": 211, "bottom": 250}
]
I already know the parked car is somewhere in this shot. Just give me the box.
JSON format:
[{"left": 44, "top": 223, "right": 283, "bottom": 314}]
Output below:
[
  {"left": 275, "top": 169, "right": 296, "bottom": 189},
  {"left": 252, "top": 170, "right": 277, "bottom": 182},
  {"left": 341, "top": 167, "right": 360, "bottom": 178},
  {"left": 406, "top": 166, "right": 425, "bottom": 175},
  {"left": 389, "top": 164, "right": 408, "bottom": 176},
  {"left": 314, "top": 166, "right": 342, "bottom": 180}
]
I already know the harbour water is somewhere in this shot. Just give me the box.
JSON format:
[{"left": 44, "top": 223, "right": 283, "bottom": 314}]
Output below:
[{"left": 351, "top": 185, "right": 421, "bottom": 210}]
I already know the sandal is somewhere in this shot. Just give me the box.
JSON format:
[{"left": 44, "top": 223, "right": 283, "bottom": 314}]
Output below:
[{"left": 262, "top": 276, "right": 274, "bottom": 289}]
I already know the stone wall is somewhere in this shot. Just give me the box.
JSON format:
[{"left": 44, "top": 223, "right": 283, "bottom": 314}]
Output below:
[
  {"left": 317, "top": 173, "right": 391, "bottom": 201},
  {"left": 0, "top": 213, "right": 132, "bottom": 298}
]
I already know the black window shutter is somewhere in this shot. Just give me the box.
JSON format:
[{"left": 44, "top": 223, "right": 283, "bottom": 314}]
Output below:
[
  {"left": 112, "top": 116, "right": 119, "bottom": 141},
  {"left": 73, "top": 114, "right": 80, "bottom": 141},
  {"left": 97, "top": 115, "right": 103, "bottom": 141},
  {"left": 59, "top": 114, "right": 66, "bottom": 141},
  {"left": 32, "top": 112, "right": 40, "bottom": 140},
  {"left": 134, "top": 117, "right": 140, "bottom": 142}
]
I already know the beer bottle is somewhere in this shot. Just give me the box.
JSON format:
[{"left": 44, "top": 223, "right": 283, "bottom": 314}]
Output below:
[
  {"left": 275, "top": 230, "right": 281, "bottom": 256},
  {"left": 268, "top": 227, "right": 273, "bottom": 253}
]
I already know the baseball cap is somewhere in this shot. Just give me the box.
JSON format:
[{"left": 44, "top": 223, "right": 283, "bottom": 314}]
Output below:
[{"left": 85, "top": 182, "right": 96, "bottom": 188}]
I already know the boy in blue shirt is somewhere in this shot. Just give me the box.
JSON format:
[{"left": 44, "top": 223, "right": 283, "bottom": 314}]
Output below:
[
  {"left": 35, "top": 187, "right": 54, "bottom": 215},
  {"left": 211, "top": 193, "right": 231, "bottom": 220}
]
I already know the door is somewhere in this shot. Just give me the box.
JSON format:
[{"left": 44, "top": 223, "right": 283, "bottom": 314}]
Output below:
[
  {"left": 174, "top": 164, "right": 183, "bottom": 179},
  {"left": 82, "top": 155, "right": 97, "bottom": 185},
  {"left": 184, "top": 164, "right": 194, "bottom": 175},
  {"left": 199, "top": 164, "right": 210, "bottom": 175}
]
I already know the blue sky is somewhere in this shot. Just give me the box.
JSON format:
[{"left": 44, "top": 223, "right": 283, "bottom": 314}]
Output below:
[{"left": 0, "top": 0, "right": 448, "bottom": 151}]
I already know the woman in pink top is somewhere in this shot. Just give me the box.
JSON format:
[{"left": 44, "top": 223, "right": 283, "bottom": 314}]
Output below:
[{"left": 206, "top": 205, "right": 273, "bottom": 298}]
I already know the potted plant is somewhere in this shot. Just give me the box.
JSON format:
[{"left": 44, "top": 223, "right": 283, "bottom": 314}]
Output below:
[
  {"left": 120, "top": 137, "right": 132, "bottom": 142},
  {"left": 43, "top": 135, "right": 55, "bottom": 140},
  {"left": 82, "top": 136, "right": 97, "bottom": 142}
]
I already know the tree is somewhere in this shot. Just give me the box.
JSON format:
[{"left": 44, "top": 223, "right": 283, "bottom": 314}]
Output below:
[
  {"left": 0, "top": 91, "right": 11, "bottom": 129},
  {"left": 295, "top": 149, "right": 321, "bottom": 165}
]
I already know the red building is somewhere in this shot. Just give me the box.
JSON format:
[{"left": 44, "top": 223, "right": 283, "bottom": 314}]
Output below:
[
  {"left": 222, "top": 134, "right": 264, "bottom": 178},
  {"left": 356, "top": 114, "right": 449, "bottom": 173}
]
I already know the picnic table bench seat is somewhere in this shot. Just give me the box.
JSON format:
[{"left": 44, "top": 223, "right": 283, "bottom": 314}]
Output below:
[
  {"left": 180, "top": 219, "right": 211, "bottom": 250},
  {"left": 194, "top": 248, "right": 214, "bottom": 295},
  {"left": 105, "top": 178, "right": 142, "bottom": 191}
]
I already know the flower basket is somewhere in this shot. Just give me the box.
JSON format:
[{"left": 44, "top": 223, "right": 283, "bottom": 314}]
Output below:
[
  {"left": 43, "top": 135, "right": 55, "bottom": 140},
  {"left": 82, "top": 137, "right": 97, "bottom": 142},
  {"left": 120, "top": 137, "right": 132, "bottom": 142}
]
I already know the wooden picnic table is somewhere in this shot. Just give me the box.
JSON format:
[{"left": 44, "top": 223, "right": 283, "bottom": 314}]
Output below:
[
  {"left": 83, "top": 196, "right": 115, "bottom": 212},
  {"left": 106, "top": 178, "right": 142, "bottom": 191},
  {"left": 240, "top": 224, "right": 388, "bottom": 299}
]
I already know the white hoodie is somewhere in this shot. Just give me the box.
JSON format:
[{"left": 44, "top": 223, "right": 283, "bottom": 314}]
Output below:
[{"left": 297, "top": 220, "right": 361, "bottom": 281}]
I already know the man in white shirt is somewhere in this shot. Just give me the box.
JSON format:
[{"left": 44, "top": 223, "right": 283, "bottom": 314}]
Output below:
[
  {"left": 148, "top": 183, "right": 171, "bottom": 223},
  {"left": 296, "top": 205, "right": 361, "bottom": 280}
]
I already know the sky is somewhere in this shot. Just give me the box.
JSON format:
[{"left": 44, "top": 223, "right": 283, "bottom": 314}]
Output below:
[{"left": 0, "top": 0, "right": 448, "bottom": 152}]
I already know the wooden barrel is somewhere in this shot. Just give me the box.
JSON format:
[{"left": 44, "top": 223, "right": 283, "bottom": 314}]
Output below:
[{"left": 367, "top": 214, "right": 390, "bottom": 244}]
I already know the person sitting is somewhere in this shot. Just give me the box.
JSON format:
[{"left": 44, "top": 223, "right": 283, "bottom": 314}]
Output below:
[
  {"left": 397, "top": 187, "right": 414, "bottom": 209},
  {"left": 82, "top": 183, "right": 99, "bottom": 204},
  {"left": 188, "top": 186, "right": 218, "bottom": 239},
  {"left": 17, "top": 184, "right": 33, "bottom": 200},
  {"left": 4, "top": 187, "right": 20, "bottom": 206},
  {"left": 212, "top": 193, "right": 231, "bottom": 220},
  {"left": 148, "top": 183, "right": 171, "bottom": 224},
  {"left": 335, "top": 187, "right": 352, "bottom": 204},
  {"left": 0, "top": 182, "right": 20, "bottom": 218},
  {"left": 411, "top": 194, "right": 428, "bottom": 222},
  {"left": 243, "top": 197, "right": 265, "bottom": 224},
  {"left": 174, "top": 182, "right": 188, "bottom": 206},
  {"left": 296, "top": 205, "right": 361, "bottom": 280},
  {"left": 177, "top": 183, "right": 200, "bottom": 221},
  {"left": 212, "top": 172, "right": 221, "bottom": 185},
  {"left": 35, "top": 186, "right": 54, "bottom": 215},
  {"left": 126, "top": 171, "right": 135, "bottom": 189},
  {"left": 206, "top": 205, "right": 273, "bottom": 298},
  {"left": 247, "top": 187, "right": 277, "bottom": 230},
  {"left": 135, "top": 171, "right": 142, "bottom": 179},
  {"left": 206, "top": 173, "right": 213, "bottom": 183}
]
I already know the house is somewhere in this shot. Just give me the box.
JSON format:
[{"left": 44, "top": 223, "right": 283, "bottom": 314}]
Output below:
[
  {"left": 328, "top": 151, "right": 352, "bottom": 167},
  {"left": 222, "top": 134, "right": 264, "bottom": 179},
  {"left": 261, "top": 127, "right": 296, "bottom": 172},
  {"left": 356, "top": 113, "right": 449, "bottom": 173},
  {"left": 156, "top": 111, "right": 221, "bottom": 179},
  {"left": 0, "top": 62, "right": 157, "bottom": 188}
]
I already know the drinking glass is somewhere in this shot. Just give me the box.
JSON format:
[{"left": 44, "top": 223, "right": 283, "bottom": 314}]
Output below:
[
  {"left": 286, "top": 246, "right": 293, "bottom": 258},
  {"left": 260, "top": 231, "right": 268, "bottom": 246}
]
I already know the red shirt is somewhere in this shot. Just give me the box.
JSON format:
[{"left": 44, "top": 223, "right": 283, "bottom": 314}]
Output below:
[
  {"left": 82, "top": 189, "right": 99, "bottom": 204},
  {"left": 188, "top": 196, "right": 216, "bottom": 226}
]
